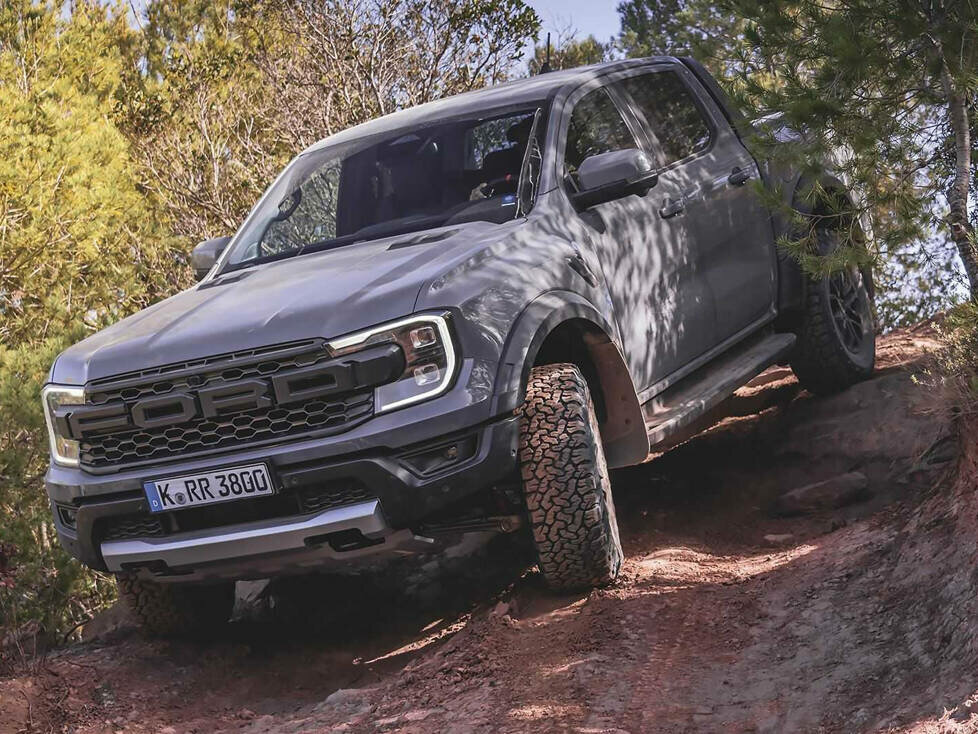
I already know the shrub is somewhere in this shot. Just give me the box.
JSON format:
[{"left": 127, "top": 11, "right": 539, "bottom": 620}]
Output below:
[
  {"left": 0, "top": 2, "right": 187, "bottom": 642},
  {"left": 935, "top": 302, "right": 978, "bottom": 412}
]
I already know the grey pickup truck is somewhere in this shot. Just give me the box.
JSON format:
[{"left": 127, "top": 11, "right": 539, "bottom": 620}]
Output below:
[{"left": 42, "top": 56, "right": 875, "bottom": 635}]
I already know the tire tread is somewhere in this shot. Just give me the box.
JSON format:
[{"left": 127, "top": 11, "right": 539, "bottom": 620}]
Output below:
[
  {"left": 116, "top": 573, "right": 234, "bottom": 637},
  {"left": 518, "top": 363, "right": 623, "bottom": 591}
]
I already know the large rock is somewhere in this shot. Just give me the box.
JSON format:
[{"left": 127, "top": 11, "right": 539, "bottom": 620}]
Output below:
[
  {"left": 312, "top": 687, "right": 376, "bottom": 718},
  {"left": 773, "top": 472, "right": 870, "bottom": 516},
  {"left": 233, "top": 579, "right": 272, "bottom": 621}
]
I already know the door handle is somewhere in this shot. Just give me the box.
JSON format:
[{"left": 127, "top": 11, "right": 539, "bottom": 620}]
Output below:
[
  {"left": 728, "top": 166, "right": 751, "bottom": 186},
  {"left": 659, "top": 198, "right": 685, "bottom": 219}
]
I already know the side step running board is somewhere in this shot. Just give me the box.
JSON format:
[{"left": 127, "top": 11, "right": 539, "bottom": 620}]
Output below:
[{"left": 643, "top": 332, "right": 796, "bottom": 451}]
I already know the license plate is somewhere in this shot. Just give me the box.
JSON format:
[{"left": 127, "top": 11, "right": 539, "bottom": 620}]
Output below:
[{"left": 143, "top": 463, "right": 274, "bottom": 513}]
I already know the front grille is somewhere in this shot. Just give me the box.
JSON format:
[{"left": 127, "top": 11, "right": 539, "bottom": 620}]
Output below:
[
  {"left": 98, "top": 482, "right": 373, "bottom": 541},
  {"left": 299, "top": 483, "right": 372, "bottom": 513},
  {"left": 77, "top": 340, "right": 378, "bottom": 470}
]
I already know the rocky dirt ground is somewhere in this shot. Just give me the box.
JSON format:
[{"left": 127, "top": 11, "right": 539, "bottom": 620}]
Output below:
[{"left": 2, "top": 325, "right": 977, "bottom": 734}]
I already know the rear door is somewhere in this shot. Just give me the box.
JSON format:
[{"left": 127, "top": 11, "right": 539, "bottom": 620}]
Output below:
[
  {"left": 615, "top": 64, "right": 778, "bottom": 345},
  {"left": 560, "top": 83, "right": 716, "bottom": 391}
]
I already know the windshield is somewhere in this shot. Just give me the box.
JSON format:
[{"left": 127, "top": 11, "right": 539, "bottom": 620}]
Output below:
[{"left": 223, "top": 106, "right": 546, "bottom": 270}]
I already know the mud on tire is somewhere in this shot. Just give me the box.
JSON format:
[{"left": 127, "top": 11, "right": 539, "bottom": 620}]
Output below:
[
  {"left": 116, "top": 573, "right": 235, "bottom": 638},
  {"left": 518, "top": 363, "right": 623, "bottom": 592},
  {"left": 790, "top": 226, "right": 876, "bottom": 395}
]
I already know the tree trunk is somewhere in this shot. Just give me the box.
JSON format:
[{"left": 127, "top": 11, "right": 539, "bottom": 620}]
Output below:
[{"left": 941, "top": 68, "right": 978, "bottom": 300}]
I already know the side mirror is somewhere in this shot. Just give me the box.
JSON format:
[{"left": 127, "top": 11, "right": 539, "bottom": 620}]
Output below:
[
  {"left": 570, "top": 148, "right": 659, "bottom": 210},
  {"left": 191, "top": 236, "right": 232, "bottom": 281}
]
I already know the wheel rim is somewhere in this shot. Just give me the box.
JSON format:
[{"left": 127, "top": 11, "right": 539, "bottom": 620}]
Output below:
[{"left": 828, "top": 267, "right": 869, "bottom": 353}]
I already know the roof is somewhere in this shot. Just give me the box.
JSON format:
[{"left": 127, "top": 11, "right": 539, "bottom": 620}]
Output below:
[{"left": 303, "top": 57, "right": 676, "bottom": 154}]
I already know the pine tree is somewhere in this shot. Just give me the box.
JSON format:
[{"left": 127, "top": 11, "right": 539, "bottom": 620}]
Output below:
[
  {"left": 729, "top": 0, "right": 978, "bottom": 303},
  {"left": 618, "top": 0, "right": 747, "bottom": 75}
]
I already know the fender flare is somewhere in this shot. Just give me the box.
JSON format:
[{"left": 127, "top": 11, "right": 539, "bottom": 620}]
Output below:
[
  {"left": 781, "top": 171, "right": 852, "bottom": 219},
  {"left": 491, "top": 291, "right": 649, "bottom": 468}
]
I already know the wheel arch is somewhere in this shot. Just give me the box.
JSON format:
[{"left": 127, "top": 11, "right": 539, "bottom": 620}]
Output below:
[
  {"left": 775, "top": 171, "right": 870, "bottom": 325},
  {"left": 491, "top": 291, "right": 649, "bottom": 468}
]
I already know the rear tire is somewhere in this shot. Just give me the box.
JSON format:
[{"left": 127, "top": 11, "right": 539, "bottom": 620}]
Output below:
[
  {"left": 518, "top": 363, "right": 623, "bottom": 592},
  {"left": 116, "top": 573, "right": 234, "bottom": 638},
  {"left": 790, "top": 226, "right": 875, "bottom": 394}
]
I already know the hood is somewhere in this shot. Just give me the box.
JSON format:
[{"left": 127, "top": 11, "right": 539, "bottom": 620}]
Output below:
[{"left": 53, "top": 222, "right": 505, "bottom": 384}]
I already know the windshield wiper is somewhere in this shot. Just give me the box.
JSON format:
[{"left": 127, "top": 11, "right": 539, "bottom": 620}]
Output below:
[
  {"left": 291, "top": 231, "right": 362, "bottom": 260},
  {"left": 222, "top": 232, "right": 361, "bottom": 274}
]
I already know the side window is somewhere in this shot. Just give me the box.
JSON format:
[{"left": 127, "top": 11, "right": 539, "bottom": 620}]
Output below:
[
  {"left": 619, "top": 71, "right": 712, "bottom": 166},
  {"left": 564, "top": 87, "right": 638, "bottom": 189}
]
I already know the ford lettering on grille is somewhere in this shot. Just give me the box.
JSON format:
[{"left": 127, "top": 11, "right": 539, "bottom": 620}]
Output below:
[
  {"left": 66, "top": 343, "right": 405, "bottom": 469},
  {"left": 56, "top": 344, "right": 401, "bottom": 439}
]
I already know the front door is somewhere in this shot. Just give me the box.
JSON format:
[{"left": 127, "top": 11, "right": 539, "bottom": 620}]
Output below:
[{"left": 560, "top": 83, "right": 717, "bottom": 392}]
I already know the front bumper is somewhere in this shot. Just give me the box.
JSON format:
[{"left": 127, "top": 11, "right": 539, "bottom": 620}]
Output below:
[
  {"left": 101, "top": 500, "right": 439, "bottom": 582},
  {"left": 49, "top": 412, "right": 520, "bottom": 579}
]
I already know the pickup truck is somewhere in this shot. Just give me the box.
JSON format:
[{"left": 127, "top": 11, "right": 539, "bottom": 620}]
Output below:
[{"left": 42, "top": 56, "right": 875, "bottom": 635}]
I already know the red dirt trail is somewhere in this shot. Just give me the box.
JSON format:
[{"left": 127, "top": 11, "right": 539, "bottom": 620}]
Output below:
[{"left": 3, "top": 325, "right": 977, "bottom": 734}]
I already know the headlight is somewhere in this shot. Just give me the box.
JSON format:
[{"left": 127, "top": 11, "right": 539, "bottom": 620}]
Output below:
[
  {"left": 328, "top": 313, "right": 457, "bottom": 413},
  {"left": 41, "top": 384, "right": 85, "bottom": 467}
]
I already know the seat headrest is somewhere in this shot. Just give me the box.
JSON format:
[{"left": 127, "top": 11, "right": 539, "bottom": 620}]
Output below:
[{"left": 507, "top": 115, "right": 534, "bottom": 144}]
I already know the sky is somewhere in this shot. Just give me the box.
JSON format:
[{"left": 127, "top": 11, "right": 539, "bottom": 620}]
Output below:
[{"left": 524, "top": 0, "right": 622, "bottom": 52}]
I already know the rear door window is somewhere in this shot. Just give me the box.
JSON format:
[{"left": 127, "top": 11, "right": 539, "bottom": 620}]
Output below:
[{"left": 618, "top": 71, "right": 712, "bottom": 166}]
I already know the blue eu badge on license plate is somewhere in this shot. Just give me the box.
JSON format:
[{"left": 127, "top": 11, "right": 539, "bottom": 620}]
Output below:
[{"left": 143, "top": 481, "right": 167, "bottom": 512}]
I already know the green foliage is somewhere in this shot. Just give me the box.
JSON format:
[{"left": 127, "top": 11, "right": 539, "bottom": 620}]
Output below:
[
  {"left": 729, "top": 0, "right": 978, "bottom": 313},
  {"left": 0, "top": 1, "right": 188, "bottom": 345},
  {"left": 0, "top": 333, "right": 116, "bottom": 640},
  {"left": 933, "top": 301, "right": 978, "bottom": 410},
  {"left": 618, "top": 0, "right": 746, "bottom": 76},
  {"left": 876, "top": 238, "right": 965, "bottom": 330},
  {"left": 0, "top": 1, "right": 187, "bottom": 643}
]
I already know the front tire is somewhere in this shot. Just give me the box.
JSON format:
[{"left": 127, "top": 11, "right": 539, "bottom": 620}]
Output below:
[
  {"left": 518, "top": 363, "right": 623, "bottom": 592},
  {"left": 790, "top": 226, "right": 875, "bottom": 394},
  {"left": 116, "top": 573, "right": 235, "bottom": 638}
]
